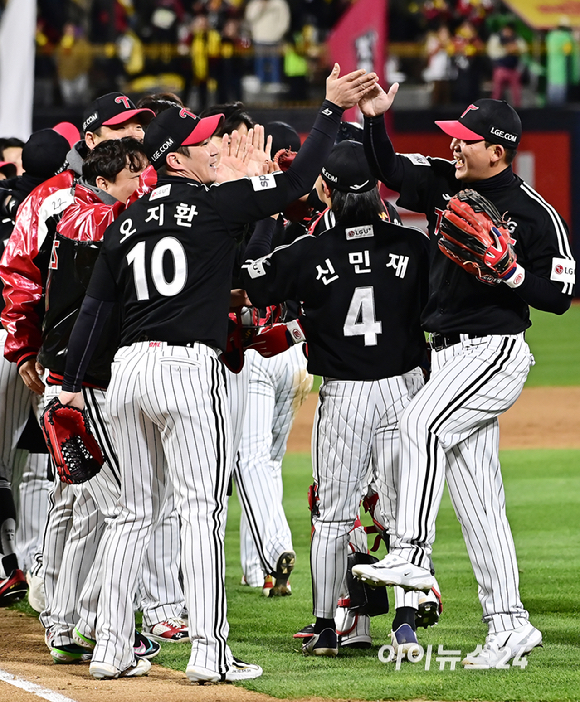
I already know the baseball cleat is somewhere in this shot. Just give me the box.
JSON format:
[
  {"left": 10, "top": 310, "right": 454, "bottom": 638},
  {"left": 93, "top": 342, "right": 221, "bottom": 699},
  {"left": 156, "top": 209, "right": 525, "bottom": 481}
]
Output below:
[
  {"left": 186, "top": 658, "right": 263, "bottom": 683},
  {"left": 143, "top": 617, "right": 189, "bottom": 643},
  {"left": 336, "top": 608, "right": 372, "bottom": 649},
  {"left": 134, "top": 631, "right": 161, "bottom": 659},
  {"left": 390, "top": 624, "right": 420, "bottom": 656},
  {"left": 268, "top": 550, "right": 295, "bottom": 596},
  {"left": 90, "top": 658, "right": 151, "bottom": 679},
  {"left": 0, "top": 569, "right": 28, "bottom": 606},
  {"left": 416, "top": 581, "right": 443, "bottom": 628},
  {"left": 351, "top": 553, "right": 435, "bottom": 592},
  {"left": 462, "top": 623, "right": 542, "bottom": 669},
  {"left": 293, "top": 623, "right": 315, "bottom": 639},
  {"left": 50, "top": 643, "right": 93, "bottom": 664},
  {"left": 302, "top": 628, "right": 338, "bottom": 657},
  {"left": 225, "top": 657, "right": 263, "bottom": 681},
  {"left": 74, "top": 628, "right": 161, "bottom": 659},
  {"left": 73, "top": 627, "right": 96, "bottom": 649}
]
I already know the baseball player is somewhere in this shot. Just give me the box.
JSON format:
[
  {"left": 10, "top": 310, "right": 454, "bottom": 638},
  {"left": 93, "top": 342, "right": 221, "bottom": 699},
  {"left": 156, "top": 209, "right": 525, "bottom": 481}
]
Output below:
[
  {"left": 0, "top": 128, "right": 72, "bottom": 604},
  {"left": 351, "top": 86, "right": 575, "bottom": 667},
  {"left": 0, "top": 97, "right": 188, "bottom": 662},
  {"left": 236, "top": 120, "right": 312, "bottom": 594},
  {"left": 57, "top": 64, "right": 377, "bottom": 682},
  {"left": 240, "top": 139, "right": 431, "bottom": 656},
  {"left": 36, "top": 138, "right": 188, "bottom": 662}
]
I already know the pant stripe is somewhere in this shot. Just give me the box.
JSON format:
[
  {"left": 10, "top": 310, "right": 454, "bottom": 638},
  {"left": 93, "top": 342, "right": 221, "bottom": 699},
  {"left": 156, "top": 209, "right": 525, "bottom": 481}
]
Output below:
[{"left": 412, "top": 337, "right": 516, "bottom": 561}]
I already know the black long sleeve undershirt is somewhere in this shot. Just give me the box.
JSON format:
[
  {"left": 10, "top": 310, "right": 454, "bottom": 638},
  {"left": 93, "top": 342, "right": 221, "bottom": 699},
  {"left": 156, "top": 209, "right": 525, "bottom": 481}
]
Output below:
[
  {"left": 62, "top": 296, "right": 114, "bottom": 392},
  {"left": 363, "top": 114, "right": 405, "bottom": 189}
]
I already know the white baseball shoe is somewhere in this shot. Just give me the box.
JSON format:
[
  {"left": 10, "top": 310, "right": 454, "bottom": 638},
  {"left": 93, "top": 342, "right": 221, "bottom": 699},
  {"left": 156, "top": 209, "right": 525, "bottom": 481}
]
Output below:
[
  {"left": 90, "top": 658, "right": 151, "bottom": 679},
  {"left": 462, "top": 623, "right": 543, "bottom": 669},
  {"left": 186, "top": 657, "right": 263, "bottom": 683},
  {"left": 351, "top": 553, "right": 435, "bottom": 592}
]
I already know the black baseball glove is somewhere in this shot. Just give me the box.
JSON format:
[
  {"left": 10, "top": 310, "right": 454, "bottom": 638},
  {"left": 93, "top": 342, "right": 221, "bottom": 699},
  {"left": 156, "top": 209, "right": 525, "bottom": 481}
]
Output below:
[
  {"left": 438, "top": 189, "right": 517, "bottom": 285},
  {"left": 42, "top": 398, "right": 104, "bottom": 484}
]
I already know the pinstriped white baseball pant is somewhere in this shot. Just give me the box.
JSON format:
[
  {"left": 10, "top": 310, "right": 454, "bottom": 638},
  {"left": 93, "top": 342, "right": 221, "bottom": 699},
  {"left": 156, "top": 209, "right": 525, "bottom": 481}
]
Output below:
[
  {"left": 0, "top": 331, "right": 50, "bottom": 573},
  {"left": 95, "top": 342, "right": 232, "bottom": 674},
  {"left": 39, "top": 383, "right": 184, "bottom": 648},
  {"left": 393, "top": 333, "right": 534, "bottom": 634},
  {"left": 311, "top": 369, "right": 424, "bottom": 618},
  {"left": 237, "top": 345, "right": 312, "bottom": 583}
]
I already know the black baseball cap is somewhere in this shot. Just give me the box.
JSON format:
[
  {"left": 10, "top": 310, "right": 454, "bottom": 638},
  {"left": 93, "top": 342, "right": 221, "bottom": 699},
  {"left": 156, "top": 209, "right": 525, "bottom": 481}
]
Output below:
[
  {"left": 82, "top": 92, "right": 155, "bottom": 134},
  {"left": 265, "top": 121, "right": 301, "bottom": 155},
  {"left": 435, "top": 99, "right": 522, "bottom": 149},
  {"left": 143, "top": 106, "right": 224, "bottom": 168},
  {"left": 321, "top": 140, "right": 377, "bottom": 194},
  {"left": 22, "top": 129, "right": 70, "bottom": 178}
]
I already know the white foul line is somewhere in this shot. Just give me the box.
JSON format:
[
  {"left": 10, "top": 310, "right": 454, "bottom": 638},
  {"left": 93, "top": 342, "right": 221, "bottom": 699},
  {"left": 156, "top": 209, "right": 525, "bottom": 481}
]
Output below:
[{"left": 0, "top": 668, "right": 79, "bottom": 702}]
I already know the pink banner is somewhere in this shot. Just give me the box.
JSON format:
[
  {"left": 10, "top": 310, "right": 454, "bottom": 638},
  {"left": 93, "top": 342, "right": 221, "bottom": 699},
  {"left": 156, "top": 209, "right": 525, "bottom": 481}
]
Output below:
[{"left": 327, "top": 0, "right": 387, "bottom": 122}]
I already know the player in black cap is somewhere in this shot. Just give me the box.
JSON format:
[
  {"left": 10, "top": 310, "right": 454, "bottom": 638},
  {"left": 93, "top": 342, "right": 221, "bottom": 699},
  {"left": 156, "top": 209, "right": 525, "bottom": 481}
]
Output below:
[
  {"left": 351, "top": 85, "right": 575, "bottom": 667},
  {"left": 57, "top": 64, "right": 379, "bottom": 682},
  {"left": 240, "top": 139, "right": 430, "bottom": 657}
]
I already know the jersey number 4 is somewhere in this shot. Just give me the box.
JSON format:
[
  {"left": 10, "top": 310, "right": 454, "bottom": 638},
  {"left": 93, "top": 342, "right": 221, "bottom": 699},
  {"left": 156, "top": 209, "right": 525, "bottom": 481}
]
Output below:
[
  {"left": 343, "top": 286, "right": 382, "bottom": 346},
  {"left": 127, "top": 237, "right": 188, "bottom": 300}
]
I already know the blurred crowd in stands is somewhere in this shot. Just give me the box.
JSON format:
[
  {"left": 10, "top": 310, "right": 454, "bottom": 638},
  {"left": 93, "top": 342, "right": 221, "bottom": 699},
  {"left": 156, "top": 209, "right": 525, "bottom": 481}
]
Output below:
[{"left": 2, "top": 0, "right": 579, "bottom": 110}]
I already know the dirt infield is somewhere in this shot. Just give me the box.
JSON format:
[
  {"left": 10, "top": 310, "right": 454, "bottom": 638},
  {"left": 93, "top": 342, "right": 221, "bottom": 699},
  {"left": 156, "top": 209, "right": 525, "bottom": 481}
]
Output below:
[
  {"left": 1, "top": 387, "right": 578, "bottom": 702},
  {"left": 287, "top": 386, "right": 580, "bottom": 453}
]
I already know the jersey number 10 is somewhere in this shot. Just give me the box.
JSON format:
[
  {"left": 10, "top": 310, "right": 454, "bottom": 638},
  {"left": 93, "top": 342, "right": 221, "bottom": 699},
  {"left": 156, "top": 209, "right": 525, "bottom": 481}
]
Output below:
[{"left": 127, "top": 237, "right": 188, "bottom": 300}]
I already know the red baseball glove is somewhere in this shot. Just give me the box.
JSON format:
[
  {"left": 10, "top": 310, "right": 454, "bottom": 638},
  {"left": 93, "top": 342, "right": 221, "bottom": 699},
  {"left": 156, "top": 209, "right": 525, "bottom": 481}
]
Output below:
[
  {"left": 42, "top": 398, "right": 104, "bottom": 484},
  {"left": 438, "top": 189, "right": 517, "bottom": 285}
]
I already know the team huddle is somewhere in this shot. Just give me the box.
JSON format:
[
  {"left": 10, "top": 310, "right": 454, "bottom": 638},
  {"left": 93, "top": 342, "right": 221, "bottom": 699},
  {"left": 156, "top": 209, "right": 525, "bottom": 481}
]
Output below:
[{"left": 0, "top": 62, "right": 574, "bottom": 682}]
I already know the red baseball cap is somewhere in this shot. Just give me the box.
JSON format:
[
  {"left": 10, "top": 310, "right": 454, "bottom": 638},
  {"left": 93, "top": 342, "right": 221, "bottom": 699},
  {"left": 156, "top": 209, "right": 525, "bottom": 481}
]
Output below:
[{"left": 52, "top": 121, "right": 81, "bottom": 147}]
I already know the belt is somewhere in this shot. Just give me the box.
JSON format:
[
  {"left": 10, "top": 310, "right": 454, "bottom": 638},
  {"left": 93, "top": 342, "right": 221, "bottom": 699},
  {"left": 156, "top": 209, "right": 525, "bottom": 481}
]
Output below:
[{"left": 428, "top": 332, "right": 486, "bottom": 352}]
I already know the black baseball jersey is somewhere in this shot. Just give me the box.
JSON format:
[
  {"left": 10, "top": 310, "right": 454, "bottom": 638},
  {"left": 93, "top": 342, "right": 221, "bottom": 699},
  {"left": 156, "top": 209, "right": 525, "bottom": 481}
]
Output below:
[
  {"left": 364, "top": 116, "right": 576, "bottom": 335},
  {"left": 38, "top": 232, "right": 120, "bottom": 387},
  {"left": 240, "top": 218, "right": 430, "bottom": 381}
]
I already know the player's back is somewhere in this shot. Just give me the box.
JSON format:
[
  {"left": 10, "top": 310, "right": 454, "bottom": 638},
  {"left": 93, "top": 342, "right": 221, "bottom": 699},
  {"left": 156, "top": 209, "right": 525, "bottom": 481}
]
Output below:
[{"left": 300, "top": 220, "right": 429, "bottom": 380}]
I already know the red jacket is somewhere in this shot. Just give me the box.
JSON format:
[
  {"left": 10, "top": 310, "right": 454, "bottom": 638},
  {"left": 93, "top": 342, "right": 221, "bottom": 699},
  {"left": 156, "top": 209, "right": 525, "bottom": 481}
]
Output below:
[
  {"left": 0, "top": 170, "right": 76, "bottom": 366},
  {"left": 0, "top": 165, "right": 156, "bottom": 368}
]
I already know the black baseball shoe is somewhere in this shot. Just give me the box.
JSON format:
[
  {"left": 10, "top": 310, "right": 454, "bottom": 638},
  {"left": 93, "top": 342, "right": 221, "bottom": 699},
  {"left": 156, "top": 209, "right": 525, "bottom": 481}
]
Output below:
[
  {"left": 268, "top": 550, "right": 295, "bottom": 597},
  {"left": 302, "top": 628, "right": 338, "bottom": 657}
]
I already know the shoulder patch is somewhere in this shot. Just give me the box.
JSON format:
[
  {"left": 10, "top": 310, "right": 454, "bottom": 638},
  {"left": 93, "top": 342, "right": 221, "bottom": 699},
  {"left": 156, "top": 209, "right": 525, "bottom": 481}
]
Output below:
[
  {"left": 150, "top": 183, "right": 171, "bottom": 201},
  {"left": 402, "top": 153, "right": 430, "bottom": 166},
  {"left": 250, "top": 174, "right": 277, "bottom": 191},
  {"left": 550, "top": 257, "right": 576, "bottom": 284},
  {"left": 346, "top": 225, "right": 374, "bottom": 240}
]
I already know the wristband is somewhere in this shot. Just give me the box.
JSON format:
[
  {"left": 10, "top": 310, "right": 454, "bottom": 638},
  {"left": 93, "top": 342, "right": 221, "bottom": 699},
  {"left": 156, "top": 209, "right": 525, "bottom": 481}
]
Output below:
[
  {"left": 286, "top": 319, "right": 306, "bottom": 345},
  {"left": 503, "top": 264, "right": 526, "bottom": 288}
]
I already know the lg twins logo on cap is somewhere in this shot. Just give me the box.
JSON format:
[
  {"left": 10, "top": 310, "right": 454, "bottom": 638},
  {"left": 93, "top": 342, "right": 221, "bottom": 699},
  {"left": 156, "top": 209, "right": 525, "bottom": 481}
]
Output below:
[
  {"left": 461, "top": 104, "right": 479, "bottom": 118},
  {"left": 179, "top": 108, "right": 196, "bottom": 119},
  {"left": 115, "top": 95, "right": 131, "bottom": 109}
]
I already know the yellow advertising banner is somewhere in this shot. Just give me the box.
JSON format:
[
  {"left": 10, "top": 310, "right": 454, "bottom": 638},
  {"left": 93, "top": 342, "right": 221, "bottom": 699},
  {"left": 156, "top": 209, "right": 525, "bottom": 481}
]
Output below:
[{"left": 505, "top": 0, "right": 580, "bottom": 29}]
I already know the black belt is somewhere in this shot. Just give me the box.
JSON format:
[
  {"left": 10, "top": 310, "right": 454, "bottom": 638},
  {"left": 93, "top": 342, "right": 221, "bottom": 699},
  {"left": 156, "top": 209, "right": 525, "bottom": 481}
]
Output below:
[{"left": 428, "top": 332, "right": 486, "bottom": 352}]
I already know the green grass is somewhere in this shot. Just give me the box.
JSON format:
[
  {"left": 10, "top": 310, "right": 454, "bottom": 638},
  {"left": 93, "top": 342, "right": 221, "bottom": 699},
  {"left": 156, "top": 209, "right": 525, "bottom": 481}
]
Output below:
[
  {"left": 310, "top": 305, "right": 580, "bottom": 393},
  {"left": 149, "top": 449, "right": 580, "bottom": 701},
  {"left": 526, "top": 304, "right": 580, "bottom": 386}
]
